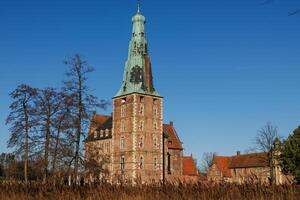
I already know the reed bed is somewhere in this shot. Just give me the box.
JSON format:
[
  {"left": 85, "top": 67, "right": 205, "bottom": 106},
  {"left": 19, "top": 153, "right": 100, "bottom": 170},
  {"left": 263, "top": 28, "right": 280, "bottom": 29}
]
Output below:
[{"left": 0, "top": 181, "right": 299, "bottom": 200}]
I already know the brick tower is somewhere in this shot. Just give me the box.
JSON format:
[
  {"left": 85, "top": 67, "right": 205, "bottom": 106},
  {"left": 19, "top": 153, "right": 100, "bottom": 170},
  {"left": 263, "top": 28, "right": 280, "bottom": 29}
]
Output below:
[{"left": 112, "top": 5, "right": 163, "bottom": 183}]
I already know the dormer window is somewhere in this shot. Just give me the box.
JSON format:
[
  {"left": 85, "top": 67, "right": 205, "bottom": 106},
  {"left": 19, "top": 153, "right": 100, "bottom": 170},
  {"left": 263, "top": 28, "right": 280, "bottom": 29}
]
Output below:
[
  {"left": 94, "top": 131, "right": 98, "bottom": 139},
  {"left": 100, "top": 130, "right": 104, "bottom": 137},
  {"left": 105, "top": 129, "right": 109, "bottom": 137}
]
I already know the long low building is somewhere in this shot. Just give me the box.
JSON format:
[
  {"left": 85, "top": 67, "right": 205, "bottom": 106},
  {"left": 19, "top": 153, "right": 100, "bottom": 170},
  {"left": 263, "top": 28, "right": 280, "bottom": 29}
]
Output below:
[{"left": 207, "top": 151, "right": 293, "bottom": 184}]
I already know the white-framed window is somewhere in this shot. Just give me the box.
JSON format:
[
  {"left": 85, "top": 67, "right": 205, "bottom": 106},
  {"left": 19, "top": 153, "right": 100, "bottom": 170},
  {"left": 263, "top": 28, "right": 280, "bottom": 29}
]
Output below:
[
  {"left": 94, "top": 131, "right": 98, "bottom": 139},
  {"left": 121, "top": 104, "right": 126, "bottom": 117},
  {"left": 139, "top": 120, "right": 144, "bottom": 131},
  {"left": 120, "top": 156, "right": 125, "bottom": 171},
  {"left": 120, "top": 136, "right": 125, "bottom": 150},
  {"left": 121, "top": 120, "right": 125, "bottom": 132},
  {"left": 154, "top": 157, "right": 158, "bottom": 170},
  {"left": 106, "top": 143, "right": 110, "bottom": 153},
  {"left": 105, "top": 129, "right": 109, "bottom": 137},
  {"left": 139, "top": 156, "right": 144, "bottom": 169},
  {"left": 139, "top": 136, "right": 144, "bottom": 148},
  {"left": 100, "top": 130, "right": 104, "bottom": 137}
]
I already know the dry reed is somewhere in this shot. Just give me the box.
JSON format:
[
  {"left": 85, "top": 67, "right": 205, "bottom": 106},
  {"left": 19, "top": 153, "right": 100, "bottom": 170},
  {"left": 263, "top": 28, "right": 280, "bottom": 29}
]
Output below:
[{"left": 0, "top": 181, "right": 299, "bottom": 200}]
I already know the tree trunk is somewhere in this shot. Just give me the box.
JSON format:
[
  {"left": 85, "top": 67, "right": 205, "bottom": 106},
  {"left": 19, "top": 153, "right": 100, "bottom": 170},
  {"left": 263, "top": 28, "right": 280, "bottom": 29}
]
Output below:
[
  {"left": 43, "top": 117, "right": 51, "bottom": 183},
  {"left": 24, "top": 103, "right": 29, "bottom": 184},
  {"left": 52, "top": 128, "right": 61, "bottom": 172}
]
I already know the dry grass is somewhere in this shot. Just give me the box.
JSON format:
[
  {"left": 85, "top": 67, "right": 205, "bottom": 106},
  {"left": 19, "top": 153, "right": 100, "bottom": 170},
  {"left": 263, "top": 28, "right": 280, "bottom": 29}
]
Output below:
[{"left": 0, "top": 181, "right": 299, "bottom": 200}]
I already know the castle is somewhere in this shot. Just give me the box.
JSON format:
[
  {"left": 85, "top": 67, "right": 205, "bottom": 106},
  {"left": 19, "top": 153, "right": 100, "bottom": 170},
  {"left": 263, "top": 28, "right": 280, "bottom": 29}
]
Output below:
[{"left": 84, "top": 6, "right": 198, "bottom": 183}]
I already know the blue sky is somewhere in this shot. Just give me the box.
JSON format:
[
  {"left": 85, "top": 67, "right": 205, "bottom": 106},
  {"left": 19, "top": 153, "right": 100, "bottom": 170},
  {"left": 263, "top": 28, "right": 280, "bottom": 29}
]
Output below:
[{"left": 0, "top": 0, "right": 299, "bottom": 164}]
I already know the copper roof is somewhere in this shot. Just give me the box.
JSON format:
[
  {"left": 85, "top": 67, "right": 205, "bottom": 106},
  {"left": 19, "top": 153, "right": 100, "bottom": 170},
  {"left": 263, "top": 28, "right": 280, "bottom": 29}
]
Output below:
[
  {"left": 212, "top": 156, "right": 232, "bottom": 177},
  {"left": 163, "top": 123, "right": 183, "bottom": 150},
  {"left": 228, "top": 152, "right": 268, "bottom": 169},
  {"left": 183, "top": 156, "right": 198, "bottom": 176}
]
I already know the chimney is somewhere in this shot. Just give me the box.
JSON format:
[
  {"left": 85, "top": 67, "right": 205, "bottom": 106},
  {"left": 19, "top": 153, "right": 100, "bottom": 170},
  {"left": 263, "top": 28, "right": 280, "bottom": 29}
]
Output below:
[
  {"left": 170, "top": 121, "right": 173, "bottom": 126},
  {"left": 237, "top": 151, "right": 241, "bottom": 156}
]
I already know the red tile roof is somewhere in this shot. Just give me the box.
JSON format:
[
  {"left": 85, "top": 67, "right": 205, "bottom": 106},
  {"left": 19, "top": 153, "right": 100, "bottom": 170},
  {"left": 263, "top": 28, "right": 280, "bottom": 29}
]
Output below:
[
  {"left": 183, "top": 156, "right": 198, "bottom": 176},
  {"left": 92, "top": 114, "right": 111, "bottom": 125},
  {"left": 228, "top": 152, "right": 268, "bottom": 168},
  {"left": 163, "top": 123, "right": 183, "bottom": 150},
  {"left": 89, "top": 114, "right": 112, "bottom": 134},
  {"left": 212, "top": 152, "right": 269, "bottom": 178},
  {"left": 212, "top": 156, "right": 232, "bottom": 177}
]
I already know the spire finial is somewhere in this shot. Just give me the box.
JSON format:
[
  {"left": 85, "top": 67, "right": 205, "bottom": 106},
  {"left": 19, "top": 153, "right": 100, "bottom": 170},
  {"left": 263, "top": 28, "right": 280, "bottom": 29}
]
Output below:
[{"left": 137, "top": 0, "right": 141, "bottom": 13}]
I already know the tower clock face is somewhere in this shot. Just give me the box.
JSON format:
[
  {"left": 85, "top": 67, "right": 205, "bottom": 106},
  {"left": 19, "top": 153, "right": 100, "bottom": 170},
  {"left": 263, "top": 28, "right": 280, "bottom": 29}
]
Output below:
[{"left": 130, "top": 65, "right": 143, "bottom": 84}]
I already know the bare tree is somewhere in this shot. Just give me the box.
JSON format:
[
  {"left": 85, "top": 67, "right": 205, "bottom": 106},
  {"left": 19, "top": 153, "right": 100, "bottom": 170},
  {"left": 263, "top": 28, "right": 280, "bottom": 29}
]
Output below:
[
  {"left": 6, "top": 84, "right": 37, "bottom": 184},
  {"left": 200, "top": 152, "right": 217, "bottom": 173},
  {"left": 255, "top": 122, "right": 280, "bottom": 184},
  {"left": 63, "top": 54, "right": 108, "bottom": 178},
  {"left": 256, "top": 122, "right": 279, "bottom": 152},
  {"left": 34, "top": 88, "right": 62, "bottom": 182},
  {"left": 51, "top": 93, "right": 73, "bottom": 173}
]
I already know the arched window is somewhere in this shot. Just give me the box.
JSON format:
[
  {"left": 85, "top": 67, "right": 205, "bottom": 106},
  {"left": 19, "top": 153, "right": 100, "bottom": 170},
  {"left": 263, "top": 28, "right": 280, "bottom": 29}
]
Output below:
[
  {"left": 154, "top": 157, "right": 158, "bottom": 170},
  {"left": 153, "top": 136, "right": 158, "bottom": 149},
  {"left": 153, "top": 121, "right": 158, "bottom": 131},
  {"left": 153, "top": 106, "right": 158, "bottom": 118},
  {"left": 139, "top": 120, "right": 144, "bottom": 131},
  {"left": 139, "top": 136, "right": 144, "bottom": 148},
  {"left": 121, "top": 121, "right": 125, "bottom": 132},
  {"left": 139, "top": 104, "right": 144, "bottom": 116},
  {"left": 120, "top": 156, "right": 125, "bottom": 171},
  {"left": 139, "top": 156, "right": 144, "bottom": 169},
  {"left": 121, "top": 104, "right": 126, "bottom": 117},
  {"left": 120, "top": 136, "right": 125, "bottom": 150}
]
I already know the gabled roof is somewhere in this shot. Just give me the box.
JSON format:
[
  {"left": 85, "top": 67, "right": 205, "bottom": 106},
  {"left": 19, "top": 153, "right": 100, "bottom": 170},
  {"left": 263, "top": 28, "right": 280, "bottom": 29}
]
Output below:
[
  {"left": 183, "top": 156, "right": 198, "bottom": 176},
  {"left": 212, "top": 156, "right": 232, "bottom": 177},
  {"left": 228, "top": 152, "right": 268, "bottom": 169},
  {"left": 85, "top": 114, "right": 113, "bottom": 142},
  {"left": 163, "top": 123, "right": 183, "bottom": 150},
  {"left": 89, "top": 114, "right": 111, "bottom": 132},
  {"left": 92, "top": 114, "right": 112, "bottom": 127}
]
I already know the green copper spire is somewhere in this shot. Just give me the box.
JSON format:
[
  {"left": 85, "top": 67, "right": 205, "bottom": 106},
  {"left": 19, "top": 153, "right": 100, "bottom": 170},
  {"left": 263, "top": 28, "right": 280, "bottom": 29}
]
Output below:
[{"left": 114, "top": 6, "right": 160, "bottom": 98}]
